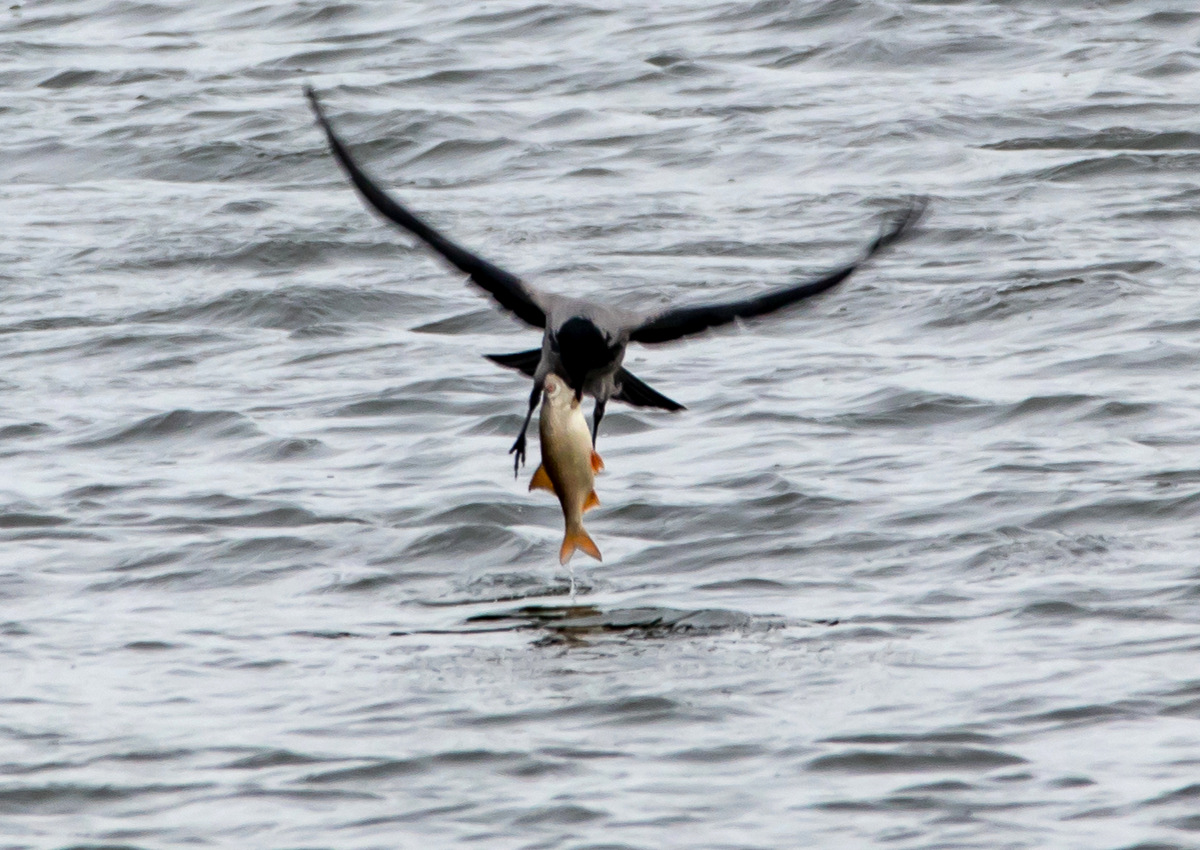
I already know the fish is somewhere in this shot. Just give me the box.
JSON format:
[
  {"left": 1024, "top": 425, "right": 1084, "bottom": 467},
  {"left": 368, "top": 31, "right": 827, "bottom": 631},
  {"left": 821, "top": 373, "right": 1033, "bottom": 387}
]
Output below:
[{"left": 530, "top": 374, "right": 604, "bottom": 565}]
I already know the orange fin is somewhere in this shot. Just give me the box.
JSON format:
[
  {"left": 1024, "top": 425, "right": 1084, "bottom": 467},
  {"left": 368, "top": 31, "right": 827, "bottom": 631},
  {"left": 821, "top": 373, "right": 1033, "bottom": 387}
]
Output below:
[
  {"left": 559, "top": 526, "right": 602, "bottom": 565},
  {"left": 583, "top": 489, "right": 600, "bottom": 513},
  {"left": 528, "top": 464, "right": 555, "bottom": 494},
  {"left": 591, "top": 451, "right": 605, "bottom": 473}
]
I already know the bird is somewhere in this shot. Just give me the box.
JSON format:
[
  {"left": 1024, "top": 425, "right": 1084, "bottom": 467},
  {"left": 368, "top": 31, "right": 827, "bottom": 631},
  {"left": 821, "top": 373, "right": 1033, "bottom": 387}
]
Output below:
[{"left": 305, "top": 87, "right": 924, "bottom": 475}]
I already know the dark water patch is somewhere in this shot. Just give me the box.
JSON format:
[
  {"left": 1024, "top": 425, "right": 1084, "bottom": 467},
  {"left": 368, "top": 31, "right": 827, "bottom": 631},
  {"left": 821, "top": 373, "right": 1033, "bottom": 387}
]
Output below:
[
  {"left": 209, "top": 535, "right": 326, "bottom": 563},
  {"left": 401, "top": 138, "right": 519, "bottom": 170},
  {"left": 261, "top": 45, "right": 392, "bottom": 70},
  {"left": 1013, "top": 701, "right": 1148, "bottom": 728},
  {"left": 821, "top": 731, "right": 999, "bottom": 746},
  {"left": 226, "top": 786, "right": 379, "bottom": 802},
  {"left": 1138, "top": 10, "right": 1200, "bottom": 25},
  {"left": 1079, "top": 400, "right": 1159, "bottom": 421},
  {"left": 463, "top": 413, "right": 528, "bottom": 436},
  {"left": 153, "top": 507, "right": 362, "bottom": 530},
  {"left": 90, "top": 569, "right": 207, "bottom": 591},
  {"left": 123, "top": 641, "right": 176, "bottom": 651},
  {"left": 322, "top": 569, "right": 444, "bottom": 593},
  {"left": 0, "top": 512, "right": 68, "bottom": 529},
  {"left": 75, "top": 330, "right": 230, "bottom": 358},
  {"left": 341, "top": 802, "right": 477, "bottom": 829},
  {"left": 1016, "top": 153, "right": 1200, "bottom": 184},
  {"left": 425, "top": 500, "right": 536, "bottom": 527},
  {"left": 899, "top": 779, "right": 976, "bottom": 793},
  {"left": 38, "top": 69, "right": 100, "bottom": 89},
  {"left": 1163, "top": 816, "right": 1200, "bottom": 831},
  {"left": 288, "top": 322, "right": 356, "bottom": 339},
  {"left": 1092, "top": 346, "right": 1200, "bottom": 381},
  {"left": 808, "top": 746, "right": 1026, "bottom": 774},
  {"left": 818, "top": 32, "right": 1028, "bottom": 69},
  {"left": 305, "top": 749, "right": 547, "bottom": 785},
  {"left": 136, "top": 355, "right": 197, "bottom": 371},
  {"left": 403, "top": 524, "right": 531, "bottom": 564},
  {"left": 432, "top": 570, "right": 581, "bottom": 605},
  {"left": 0, "top": 422, "right": 51, "bottom": 441},
  {"left": 964, "top": 532, "right": 1118, "bottom": 573},
  {"left": 230, "top": 437, "right": 332, "bottom": 462},
  {"left": 463, "top": 692, "right": 707, "bottom": 728},
  {"left": 218, "top": 199, "right": 272, "bottom": 215},
  {"left": 564, "top": 166, "right": 622, "bottom": 179},
  {"left": 741, "top": 491, "right": 855, "bottom": 530},
  {"left": 393, "top": 376, "right": 500, "bottom": 396},
  {"left": 74, "top": 410, "right": 259, "bottom": 449},
  {"left": 463, "top": 603, "right": 779, "bottom": 641},
  {"left": 135, "top": 285, "right": 430, "bottom": 330},
  {"left": 832, "top": 388, "right": 994, "bottom": 430},
  {"left": 222, "top": 749, "right": 325, "bottom": 770},
  {"left": 697, "top": 577, "right": 793, "bottom": 592},
  {"left": 1145, "top": 783, "right": 1200, "bottom": 806},
  {"left": 105, "top": 235, "right": 407, "bottom": 274},
  {"left": 332, "top": 395, "right": 446, "bottom": 417},
  {"left": 984, "top": 128, "right": 1200, "bottom": 152},
  {"left": 272, "top": 2, "right": 361, "bottom": 25},
  {"left": 1048, "top": 776, "right": 1095, "bottom": 789},
  {"left": 85, "top": 522, "right": 352, "bottom": 587},
  {"left": 107, "top": 549, "right": 183, "bottom": 573},
  {"left": 539, "top": 747, "right": 622, "bottom": 761},
  {"left": 140, "top": 141, "right": 316, "bottom": 183},
  {"left": 0, "top": 782, "right": 208, "bottom": 815},
  {"left": 105, "top": 748, "right": 194, "bottom": 764},
  {"left": 600, "top": 500, "right": 744, "bottom": 539},
  {"left": 1157, "top": 682, "right": 1200, "bottom": 718},
  {"left": 591, "top": 411, "right": 654, "bottom": 436},
  {"left": 459, "top": 2, "right": 609, "bottom": 31},
  {"left": 667, "top": 743, "right": 763, "bottom": 763},
  {"left": 1013, "top": 600, "right": 1169, "bottom": 623},
  {"left": 0, "top": 315, "right": 108, "bottom": 336},
  {"left": 411, "top": 308, "right": 515, "bottom": 335},
  {"left": 284, "top": 340, "right": 405, "bottom": 365},
  {"left": 515, "top": 804, "right": 605, "bottom": 825},
  {"left": 994, "top": 393, "right": 1098, "bottom": 423},
  {"left": 1031, "top": 492, "right": 1200, "bottom": 530}
]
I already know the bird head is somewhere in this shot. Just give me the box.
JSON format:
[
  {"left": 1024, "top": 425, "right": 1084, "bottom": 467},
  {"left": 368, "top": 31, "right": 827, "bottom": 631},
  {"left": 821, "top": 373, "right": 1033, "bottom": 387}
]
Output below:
[{"left": 555, "top": 316, "right": 612, "bottom": 400}]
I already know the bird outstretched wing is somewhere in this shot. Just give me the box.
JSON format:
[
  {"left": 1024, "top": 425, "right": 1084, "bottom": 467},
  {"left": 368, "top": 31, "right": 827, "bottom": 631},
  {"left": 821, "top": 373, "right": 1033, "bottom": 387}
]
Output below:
[
  {"left": 306, "top": 87, "right": 547, "bottom": 329},
  {"left": 628, "top": 200, "right": 925, "bottom": 345}
]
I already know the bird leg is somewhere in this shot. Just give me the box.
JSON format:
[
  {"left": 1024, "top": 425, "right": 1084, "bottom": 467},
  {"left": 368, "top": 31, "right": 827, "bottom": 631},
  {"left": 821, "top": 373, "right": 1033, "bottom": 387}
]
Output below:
[
  {"left": 591, "top": 398, "right": 607, "bottom": 449},
  {"left": 509, "top": 383, "right": 541, "bottom": 476}
]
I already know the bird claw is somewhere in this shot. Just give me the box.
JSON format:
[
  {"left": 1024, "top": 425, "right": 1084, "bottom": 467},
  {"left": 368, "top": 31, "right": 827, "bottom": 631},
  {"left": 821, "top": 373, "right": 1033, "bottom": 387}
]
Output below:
[{"left": 509, "top": 433, "right": 526, "bottom": 477}]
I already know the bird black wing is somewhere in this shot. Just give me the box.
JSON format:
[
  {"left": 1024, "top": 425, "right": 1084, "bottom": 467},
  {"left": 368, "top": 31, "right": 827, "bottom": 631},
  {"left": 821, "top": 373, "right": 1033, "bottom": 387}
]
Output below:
[
  {"left": 613, "top": 369, "right": 686, "bottom": 411},
  {"left": 485, "top": 350, "right": 684, "bottom": 412},
  {"left": 306, "top": 87, "right": 547, "bottom": 329},
  {"left": 628, "top": 200, "right": 925, "bottom": 345},
  {"left": 485, "top": 349, "right": 542, "bottom": 377}
]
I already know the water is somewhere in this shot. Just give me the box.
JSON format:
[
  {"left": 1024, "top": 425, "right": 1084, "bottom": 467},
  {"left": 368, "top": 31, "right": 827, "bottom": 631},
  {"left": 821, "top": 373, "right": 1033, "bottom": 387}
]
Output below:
[{"left": 4, "top": 0, "right": 1200, "bottom": 847}]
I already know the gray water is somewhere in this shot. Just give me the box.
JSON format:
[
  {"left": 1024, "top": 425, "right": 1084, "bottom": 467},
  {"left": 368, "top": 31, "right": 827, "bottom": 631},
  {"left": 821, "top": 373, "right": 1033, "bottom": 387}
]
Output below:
[{"left": 5, "top": 1, "right": 1200, "bottom": 847}]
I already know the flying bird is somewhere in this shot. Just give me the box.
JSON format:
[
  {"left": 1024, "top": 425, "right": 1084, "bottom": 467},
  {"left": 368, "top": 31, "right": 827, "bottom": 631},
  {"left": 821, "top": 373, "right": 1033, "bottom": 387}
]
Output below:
[{"left": 305, "top": 87, "right": 923, "bottom": 474}]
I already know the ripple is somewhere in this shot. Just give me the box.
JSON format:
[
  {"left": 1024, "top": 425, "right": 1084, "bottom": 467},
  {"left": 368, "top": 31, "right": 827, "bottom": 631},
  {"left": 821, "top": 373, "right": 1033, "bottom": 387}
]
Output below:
[
  {"left": 808, "top": 747, "right": 1027, "bottom": 774},
  {"left": 73, "top": 410, "right": 259, "bottom": 449},
  {"left": 134, "top": 285, "right": 437, "bottom": 329}
]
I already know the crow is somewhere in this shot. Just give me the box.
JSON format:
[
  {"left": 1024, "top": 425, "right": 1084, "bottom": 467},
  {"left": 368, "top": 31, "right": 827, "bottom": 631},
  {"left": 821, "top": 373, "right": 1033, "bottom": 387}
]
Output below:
[{"left": 305, "top": 87, "right": 923, "bottom": 474}]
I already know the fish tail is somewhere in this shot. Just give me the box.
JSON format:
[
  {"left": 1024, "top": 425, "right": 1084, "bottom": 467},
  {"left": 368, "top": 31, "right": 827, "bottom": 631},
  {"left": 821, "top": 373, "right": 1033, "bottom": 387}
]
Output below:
[{"left": 559, "top": 524, "right": 602, "bottom": 565}]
